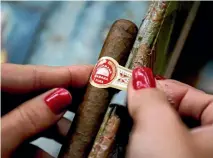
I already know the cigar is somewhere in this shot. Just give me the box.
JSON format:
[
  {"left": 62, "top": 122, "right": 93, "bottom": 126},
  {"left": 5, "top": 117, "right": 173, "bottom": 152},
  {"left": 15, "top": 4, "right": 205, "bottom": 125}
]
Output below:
[
  {"left": 59, "top": 19, "right": 138, "bottom": 158},
  {"left": 88, "top": 91, "right": 127, "bottom": 158},
  {"left": 89, "top": 2, "right": 170, "bottom": 157}
]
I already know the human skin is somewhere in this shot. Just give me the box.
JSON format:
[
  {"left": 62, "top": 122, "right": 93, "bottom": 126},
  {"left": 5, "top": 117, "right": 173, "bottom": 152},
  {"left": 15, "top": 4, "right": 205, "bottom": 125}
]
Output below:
[
  {"left": 1, "top": 63, "right": 93, "bottom": 158},
  {"left": 1, "top": 64, "right": 213, "bottom": 158},
  {"left": 127, "top": 67, "right": 213, "bottom": 158}
]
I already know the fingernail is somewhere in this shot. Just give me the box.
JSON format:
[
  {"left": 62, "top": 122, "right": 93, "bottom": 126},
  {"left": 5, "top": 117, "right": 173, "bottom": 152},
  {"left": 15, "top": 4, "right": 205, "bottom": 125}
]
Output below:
[
  {"left": 45, "top": 88, "right": 72, "bottom": 114},
  {"left": 132, "top": 67, "right": 156, "bottom": 90},
  {"left": 155, "top": 75, "right": 166, "bottom": 80}
]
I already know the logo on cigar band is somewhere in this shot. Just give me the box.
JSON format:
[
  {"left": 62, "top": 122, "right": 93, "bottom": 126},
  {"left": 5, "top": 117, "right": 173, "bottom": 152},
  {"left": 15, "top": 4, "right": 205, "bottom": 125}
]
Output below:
[
  {"left": 90, "top": 56, "right": 132, "bottom": 90},
  {"left": 90, "top": 57, "right": 117, "bottom": 88}
]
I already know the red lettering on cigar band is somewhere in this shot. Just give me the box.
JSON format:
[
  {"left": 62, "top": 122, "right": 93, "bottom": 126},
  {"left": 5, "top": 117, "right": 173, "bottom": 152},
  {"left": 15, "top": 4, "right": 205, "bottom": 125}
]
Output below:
[
  {"left": 117, "top": 70, "right": 131, "bottom": 84},
  {"left": 91, "top": 57, "right": 117, "bottom": 85}
]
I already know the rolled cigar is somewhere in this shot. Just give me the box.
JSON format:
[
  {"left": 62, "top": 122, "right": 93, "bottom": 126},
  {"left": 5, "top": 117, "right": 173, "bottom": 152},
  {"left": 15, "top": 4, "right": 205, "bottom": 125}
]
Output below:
[
  {"left": 59, "top": 19, "right": 138, "bottom": 158},
  {"left": 89, "top": 2, "right": 170, "bottom": 157}
]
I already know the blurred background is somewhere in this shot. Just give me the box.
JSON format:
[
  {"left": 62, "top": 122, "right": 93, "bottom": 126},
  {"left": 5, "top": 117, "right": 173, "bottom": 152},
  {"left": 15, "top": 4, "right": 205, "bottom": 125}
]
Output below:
[
  {"left": 1, "top": 1, "right": 150, "bottom": 65},
  {"left": 1, "top": 1, "right": 213, "bottom": 93},
  {"left": 1, "top": 1, "right": 150, "bottom": 157},
  {"left": 1, "top": 1, "right": 213, "bottom": 157}
]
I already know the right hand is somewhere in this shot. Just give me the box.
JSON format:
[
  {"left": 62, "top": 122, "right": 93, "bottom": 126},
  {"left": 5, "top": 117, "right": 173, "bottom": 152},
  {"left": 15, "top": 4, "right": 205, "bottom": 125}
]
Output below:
[
  {"left": 1, "top": 63, "right": 93, "bottom": 158},
  {"left": 127, "top": 67, "right": 213, "bottom": 158}
]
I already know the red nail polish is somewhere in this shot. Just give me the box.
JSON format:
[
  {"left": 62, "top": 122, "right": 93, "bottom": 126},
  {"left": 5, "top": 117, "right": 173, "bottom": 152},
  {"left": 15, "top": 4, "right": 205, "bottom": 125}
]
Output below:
[
  {"left": 155, "top": 75, "right": 166, "bottom": 80},
  {"left": 45, "top": 88, "right": 72, "bottom": 114},
  {"left": 132, "top": 67, "right": 156, "bottom": 90}
]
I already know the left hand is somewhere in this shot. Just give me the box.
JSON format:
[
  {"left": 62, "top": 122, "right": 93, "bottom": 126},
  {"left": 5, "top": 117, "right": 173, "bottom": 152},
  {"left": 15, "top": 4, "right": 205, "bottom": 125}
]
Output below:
[
  {"left": 127, "top": 67, "right": 213, "bottom": 158},
  {"left": 1, "top": 63, "right": 93, "bottom": 158}
]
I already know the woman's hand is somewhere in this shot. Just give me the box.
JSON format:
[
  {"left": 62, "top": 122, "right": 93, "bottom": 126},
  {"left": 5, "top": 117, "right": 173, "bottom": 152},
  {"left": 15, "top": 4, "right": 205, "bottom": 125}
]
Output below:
[
  {"left": 127, "top": 67, "right": 213, "bottom": 158},
  {"left": 1, "top": 63, "right": 93, "bottom": 158}
]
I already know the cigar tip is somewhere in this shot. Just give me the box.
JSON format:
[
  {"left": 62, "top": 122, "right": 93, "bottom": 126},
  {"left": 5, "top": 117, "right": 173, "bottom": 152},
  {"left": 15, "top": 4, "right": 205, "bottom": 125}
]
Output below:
[{"left": 113, "top": 19, "right": 138, "bottom": 35}]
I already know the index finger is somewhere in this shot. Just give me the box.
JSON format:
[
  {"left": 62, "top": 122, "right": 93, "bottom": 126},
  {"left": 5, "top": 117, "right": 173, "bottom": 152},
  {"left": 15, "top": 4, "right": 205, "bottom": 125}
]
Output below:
[
  {"left": 157, "top": 79, "right": 213, "bottom": 125},
  {"left": 1, "top": 63, "right": 93, "bottom": 93}
]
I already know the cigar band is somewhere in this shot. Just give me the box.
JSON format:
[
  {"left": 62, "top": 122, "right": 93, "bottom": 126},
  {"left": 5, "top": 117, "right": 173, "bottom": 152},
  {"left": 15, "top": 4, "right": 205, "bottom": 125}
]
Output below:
[{"left": 90, "top": 56, "right": 132, "bottom": 91}]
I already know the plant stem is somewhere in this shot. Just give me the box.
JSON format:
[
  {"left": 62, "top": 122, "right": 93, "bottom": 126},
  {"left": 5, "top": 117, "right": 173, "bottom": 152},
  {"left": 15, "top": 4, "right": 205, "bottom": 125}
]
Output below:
[{"left": 89, "top": 1, "right": 171, "bottom": 157}]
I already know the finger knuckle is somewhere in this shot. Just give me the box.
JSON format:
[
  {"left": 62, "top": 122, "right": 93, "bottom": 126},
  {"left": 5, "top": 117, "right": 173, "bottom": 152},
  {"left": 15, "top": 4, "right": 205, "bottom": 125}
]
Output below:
[
  {"left": 201, "top": 99, "right": 213, "bottom": 125},
  {"left": 32, "top": 67, "right": 41, "bottom": 90},
  {"left": 16, "top": 105, "right": 39, "bottom": 136}
]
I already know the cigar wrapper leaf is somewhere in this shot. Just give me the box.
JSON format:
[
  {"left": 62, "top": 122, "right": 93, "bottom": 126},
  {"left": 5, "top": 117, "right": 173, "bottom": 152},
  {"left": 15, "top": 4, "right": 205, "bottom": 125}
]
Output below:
[
  {"left": 59, "top": 19, "right": 138, "bottom": 158},
  {"left": 89, "top": 1, "right": 179, "bottom": 157}
]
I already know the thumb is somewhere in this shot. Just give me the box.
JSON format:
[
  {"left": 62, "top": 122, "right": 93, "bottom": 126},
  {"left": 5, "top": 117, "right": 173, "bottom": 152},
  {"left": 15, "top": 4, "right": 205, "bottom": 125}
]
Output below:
[
  {"left": 127, "top": 67, "right": 190, "bottom": 158},
  {"left": 128, "top": 67, "right": 180, "bottom": 130},
  {"left": 1, "top": 88, "right": 72, "bottom": 158}
]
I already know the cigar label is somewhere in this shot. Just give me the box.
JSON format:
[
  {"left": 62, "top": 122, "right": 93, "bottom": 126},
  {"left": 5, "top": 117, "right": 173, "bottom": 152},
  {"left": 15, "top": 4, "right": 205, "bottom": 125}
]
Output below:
[{"left": 90, "top": 56, "right": 132, "bottom": 91}]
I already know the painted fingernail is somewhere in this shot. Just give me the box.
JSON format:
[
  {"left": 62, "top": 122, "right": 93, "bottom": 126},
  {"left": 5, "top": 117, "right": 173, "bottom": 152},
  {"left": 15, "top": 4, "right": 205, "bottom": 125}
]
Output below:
[
  {"left": 132, "top": 67, "right": 156, "bottom": 90},
  {"left": 45, "top": 88, "right": 72, "bottom": 114},
  {"left": 155, "top": 75, "right": 166, "bottom": 80}
]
